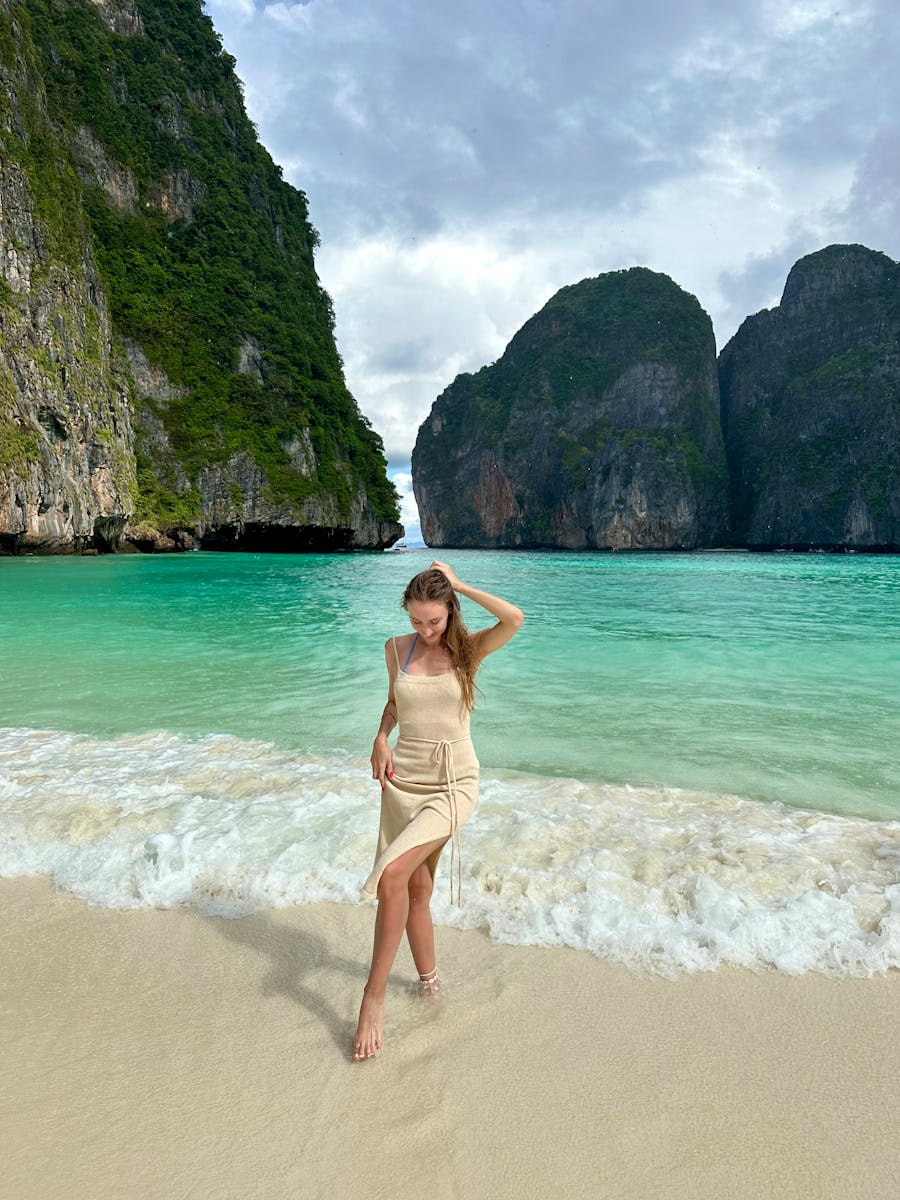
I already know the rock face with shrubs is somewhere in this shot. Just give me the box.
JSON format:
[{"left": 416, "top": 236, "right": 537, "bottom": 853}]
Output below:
[
  {"left": 0, "top": 0, "right": 400, "bottom": 554},
  {"left": 718, "top": 244, "right": 900, "bottom": 550},
  {"left": 413, "top": 268, "right": 730, "bottom": 550},
  {"left": 415, "top": 248, "right": 900, "bottom": 552}
]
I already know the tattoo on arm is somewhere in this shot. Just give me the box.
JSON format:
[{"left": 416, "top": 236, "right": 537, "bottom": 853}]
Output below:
[{"left": 378, "top": 700, "right": 397, "bottom": 736}]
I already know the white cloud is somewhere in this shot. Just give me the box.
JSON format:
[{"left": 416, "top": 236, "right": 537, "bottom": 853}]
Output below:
[
  {"left": 210, "top": 0, "right": 257, "bottom": 19},
  {"left": 764, "top": 0, "right": 873, "bottom": 38},
  {"left": 389, "top": 470, "right": 424, "bottom": 545},
  {"left": 205, "top": 0, "right": 900, "bottom": 477}
]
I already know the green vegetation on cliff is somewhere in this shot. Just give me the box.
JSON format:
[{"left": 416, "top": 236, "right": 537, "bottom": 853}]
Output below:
[
  {"left": 2, "top": 0, "right": 397, "bottom": 531},
  {"left": 0, "top": 8, "right": 86, "bottom": 266},
  {"left": 719, "top": 244, "right": 900, "bottom": 548},
  {"left": 0, "top": 413, "right": 40, "bottom": 474},
  {"left": 413, "top": 268, "right": 729, "bottom": 550},
  {"left": 431, "top": 268, "right": 719, "bottom": 468}
]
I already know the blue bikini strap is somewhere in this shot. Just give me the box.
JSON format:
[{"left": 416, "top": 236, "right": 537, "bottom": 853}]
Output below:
[{"left": 401, "top": 633, "right": 418, "bottom": 672}]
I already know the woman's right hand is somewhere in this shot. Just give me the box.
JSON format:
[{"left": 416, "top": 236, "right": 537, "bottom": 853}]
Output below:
[{"left": 371, "top": 734, "right": 394, "bottom": 791}]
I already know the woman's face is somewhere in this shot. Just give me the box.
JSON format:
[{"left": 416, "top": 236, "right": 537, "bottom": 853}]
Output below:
[{"left": 406, "top": 599, "right": 450, "bottom": 643}]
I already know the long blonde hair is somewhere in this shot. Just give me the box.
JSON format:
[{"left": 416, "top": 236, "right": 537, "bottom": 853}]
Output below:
[{"left": 402, "top": 569, "right": 480, "bottom": 710}]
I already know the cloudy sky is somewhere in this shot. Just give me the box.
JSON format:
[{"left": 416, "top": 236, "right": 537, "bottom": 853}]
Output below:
[{"left": 206, "top": 0, "right": 899, "bottom": 537}]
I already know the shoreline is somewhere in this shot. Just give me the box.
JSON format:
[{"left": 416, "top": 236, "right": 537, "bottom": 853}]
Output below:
[
  {"left": 3, "top": 721, "right": 898, "bottom": 975},
  {"left": 4, "top": 544, "right": 900, "bottom": 559},
  {"left": 3, "top": 875, "right": 898, "bottom": 1200}
]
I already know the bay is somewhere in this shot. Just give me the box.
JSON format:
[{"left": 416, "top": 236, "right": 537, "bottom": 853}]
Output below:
[
  {"left": 1, "top": 548, "right": 898, "bottom": 976},
  {"left": 1, "top": 548, "right": 896, "bottom": 819}
]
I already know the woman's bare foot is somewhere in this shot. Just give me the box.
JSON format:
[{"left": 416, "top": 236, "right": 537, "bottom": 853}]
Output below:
[{"left": 353, "top": 987, "right": 384, "bottom": 1060}]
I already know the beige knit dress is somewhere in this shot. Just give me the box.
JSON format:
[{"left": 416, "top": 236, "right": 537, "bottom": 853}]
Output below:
[{"left": 362, "top": 636, "right": 479, "bottom": 904}]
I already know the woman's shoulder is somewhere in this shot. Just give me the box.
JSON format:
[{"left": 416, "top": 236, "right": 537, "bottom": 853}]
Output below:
[
  {"left": 384, "top": 632, "right": 415, "bottom": 650},
  {"left": 383, "top": 632, "right": 414, "bottom": 666}
]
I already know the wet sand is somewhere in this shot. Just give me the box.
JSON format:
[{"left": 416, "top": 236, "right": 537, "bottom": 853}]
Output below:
[{"left": 2, "top": 875, "right": 898, "bottom": 1200}]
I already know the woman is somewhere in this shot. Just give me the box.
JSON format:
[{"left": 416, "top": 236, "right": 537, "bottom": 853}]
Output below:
[{"left": 354, "top": 560, "right": 524, "bottom": 1060}]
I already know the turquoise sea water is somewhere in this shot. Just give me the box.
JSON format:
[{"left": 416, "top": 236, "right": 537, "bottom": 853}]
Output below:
[
  {"left": 2, "top": 548, "right": 896, "bottom": 816},
  {"left": 1, "top": 549, "right": 898, "bottom": 975}
]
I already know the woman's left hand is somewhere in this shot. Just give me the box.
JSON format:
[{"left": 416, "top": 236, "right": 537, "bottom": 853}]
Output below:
[{"left": 430, "top": 559, "right": 462, "bottom": 590}]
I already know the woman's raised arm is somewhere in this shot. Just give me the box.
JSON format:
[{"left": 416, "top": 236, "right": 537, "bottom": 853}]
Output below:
[{"left": 430, "top": 560, "right": 524, "bottom": 659}]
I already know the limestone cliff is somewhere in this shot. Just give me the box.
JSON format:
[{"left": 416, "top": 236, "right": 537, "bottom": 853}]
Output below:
[
  {"left": 718, "top": 244, "right": 900, "bottom": 550},
  {"left": 0, "top": 0, "right": 401, "bottom": 553},
  {"left": 412, "top": 269, "right": 729, "bottom": 549},
  {"left": 0, "top": 0, "right": 135, "bottom": 552}
]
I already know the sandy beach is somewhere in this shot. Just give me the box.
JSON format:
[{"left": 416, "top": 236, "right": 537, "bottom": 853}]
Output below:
[{"left": 2, "top": 875, "right": 898, "bottom": 1200}]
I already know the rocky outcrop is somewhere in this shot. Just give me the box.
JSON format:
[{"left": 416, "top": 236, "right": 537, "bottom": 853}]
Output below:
[
  {"left": 412, "top": 268, "right": 729, "bottom": 549},
  {"left": 0, "top": 0, "right": 401, "bottom": 554},
  {"left": 0, "top": 42, "right": 134, "bottom": 554},
  {"left": 88, "top": 0, "right": 144, "bottom": 38},
  {"left": 70, "top": 126, "right": 139, "bottom": 214},
  {"left": 192, "top": 448, "right": 402, "bottom": 551},
  {"left": 148, "top": 169, "right": 207, "bottom": 223},
  {"left": 718, "top": 244, "right": 900, "bottom": 549}
]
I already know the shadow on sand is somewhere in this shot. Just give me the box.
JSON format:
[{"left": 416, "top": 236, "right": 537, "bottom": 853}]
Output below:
[{"left": 206, "top": 908, "right": 369, "bottom": 1057}]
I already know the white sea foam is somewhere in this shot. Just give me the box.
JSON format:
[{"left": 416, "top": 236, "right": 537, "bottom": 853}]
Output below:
[{"left": 1, "top": 726, "right": 898, "bottom": 977}]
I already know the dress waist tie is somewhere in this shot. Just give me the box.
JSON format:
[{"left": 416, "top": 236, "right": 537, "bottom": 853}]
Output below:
[{"left": 405, "top": 735, "right": 466, "bottom": 905}]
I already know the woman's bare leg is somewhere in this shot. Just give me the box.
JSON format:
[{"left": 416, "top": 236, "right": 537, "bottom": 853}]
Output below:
[
  {"left": 354, "top": 837, "right": 448, "bottom": 1060},
  {"left": 405, "top": 848, "right": 442, "bottom": 977}
]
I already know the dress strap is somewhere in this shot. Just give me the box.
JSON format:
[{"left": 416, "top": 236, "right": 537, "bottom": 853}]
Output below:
[
  {"left": 401, "top": 633, "right": 418, "bottom": 673},
  {"left": 391, "top": 637, "right": 401, "bottom": 671}
]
